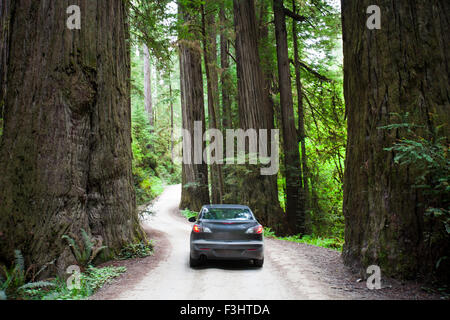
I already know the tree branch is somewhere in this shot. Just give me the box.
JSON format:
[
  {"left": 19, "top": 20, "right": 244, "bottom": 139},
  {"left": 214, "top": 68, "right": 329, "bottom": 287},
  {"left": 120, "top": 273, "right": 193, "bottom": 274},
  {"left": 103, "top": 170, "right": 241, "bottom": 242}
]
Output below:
[
  {"left": 290, "top": 59, "right": 332, "bottom": 83},
  {"left": 283, "top": 8, "right": 307, "bottom": 22},
  {"left": 226, "top": 47, "right": 237, "bottom": 64}
]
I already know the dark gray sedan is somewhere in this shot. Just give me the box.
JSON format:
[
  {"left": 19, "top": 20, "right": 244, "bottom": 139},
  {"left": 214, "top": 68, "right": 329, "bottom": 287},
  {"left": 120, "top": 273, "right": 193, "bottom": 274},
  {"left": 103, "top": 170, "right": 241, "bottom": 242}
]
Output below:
[{"left": 188, "top": 205, "right": 264, "bottom": 268}]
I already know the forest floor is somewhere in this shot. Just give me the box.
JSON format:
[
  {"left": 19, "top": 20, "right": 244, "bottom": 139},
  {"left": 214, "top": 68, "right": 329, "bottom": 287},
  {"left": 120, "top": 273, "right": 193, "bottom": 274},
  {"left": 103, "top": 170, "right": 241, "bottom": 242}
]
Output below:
[{"left": 90, "top": 185, "right": 441, "bottom": 300}]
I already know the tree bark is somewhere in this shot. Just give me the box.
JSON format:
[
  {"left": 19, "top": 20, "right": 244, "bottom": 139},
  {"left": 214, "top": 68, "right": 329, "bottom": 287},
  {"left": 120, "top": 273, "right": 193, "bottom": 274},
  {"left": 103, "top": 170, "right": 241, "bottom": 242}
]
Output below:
[
  {"left": 220, "top": 5, "right": 232, "bottom": 132},
  {"left": 291, "top": 0, "right": 310, "bottom": 229},
  {"left": 342, "top": 0, "right": 450, "bottom": 278},
  {"left": 202, "top": 2, "right": 224, "bottom": 204},
  {"left": 0, "top": 0, "right": 145, "bottom": 273},
  {"left": 0, "top": 0, "right": 10, "bottom": 135},
  {"left": 219, "top": 3, "right": 237, "bottom": 200},
  {"left": 273, "top": 0, "right": 305, "bottom": 234},
  {"left": 178, "top": 1, "right": 210, "bottom": 211},
  {"left": 233, "top": 0, "right": 284, "bottom": 232}
]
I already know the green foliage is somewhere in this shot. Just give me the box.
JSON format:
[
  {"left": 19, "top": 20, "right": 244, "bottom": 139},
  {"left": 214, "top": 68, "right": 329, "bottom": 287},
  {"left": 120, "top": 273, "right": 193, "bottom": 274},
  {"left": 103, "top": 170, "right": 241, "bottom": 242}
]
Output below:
[
  {"left": 0, "top": 250, "right": 27, "bottom": 295},
  {"left": 264, "top": 227, "right": 343, "bottom": 250},
  {"left": 20, "top": 266, "right": 127, "bottom": 300},
  {"left": 128, "top": 0, "right": 175, "bottom": 70},
  {"left": 0, "top": 250, "right": 55, "bottom": 300},
  {"left": 380, "top": 113, "right": 449, "bottom": 270},
  {"left": 61, "top": 229, "right": 107, "bottom": 269},
  {"left": 130, "top": 49, "right": 181, "bottom": 206},
  {"left": 181, "top": 209, "right": 198, "bottom": 220},
  {"left": 118, "top": 242, "right": 154, "bottom": 260},
  {"left": 82, "top": 266, "right": 127, "bottom": 293}
]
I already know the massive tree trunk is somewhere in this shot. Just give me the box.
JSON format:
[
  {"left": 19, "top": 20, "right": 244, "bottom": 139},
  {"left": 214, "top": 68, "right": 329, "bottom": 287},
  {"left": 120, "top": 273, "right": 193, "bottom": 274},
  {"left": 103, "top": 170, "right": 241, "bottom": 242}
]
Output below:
[
  {"left": 178, "top": 2, "right": 210, "bottom": 211},
  {"left": 233, "top": 0, "right": 284, "bottom": 232},
  {"left": 0, "top": 0, "right": 145, "bottom": 273},
  {"left": 143, "top": 44, "right": 154, "bottom": 128},
  {"left": 273, "top": 0, "right": 305, "bottom": 234},
  {"left": 202, "top": 2, "right": 224, "bottom": 204},
  {"left": 0, "top": 0, "right": 10, "bottom": 136},
  {"left": 219, "top": 3, "right": 237, "bottom": 201},
  {"left": 342, "top": 0, "right": 450, "bottom": 278}
]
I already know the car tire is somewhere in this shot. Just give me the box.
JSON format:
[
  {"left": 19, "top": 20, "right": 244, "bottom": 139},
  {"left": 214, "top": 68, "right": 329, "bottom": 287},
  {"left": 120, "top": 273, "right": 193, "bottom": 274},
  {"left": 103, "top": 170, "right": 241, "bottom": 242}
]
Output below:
[
  {"left": 254, "top": 258, "right": 264, "bottom": 268},
  {"left": 190, "top": 255, "right": 200, "bottom": 268}
]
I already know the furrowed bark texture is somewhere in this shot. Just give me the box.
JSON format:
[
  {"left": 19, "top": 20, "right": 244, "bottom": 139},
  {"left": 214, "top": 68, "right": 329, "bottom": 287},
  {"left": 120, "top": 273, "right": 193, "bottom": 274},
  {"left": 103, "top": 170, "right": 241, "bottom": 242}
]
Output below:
[
  {"left": 220, "top": 5, "right": 232, "bottom": 133},
  {"left": 342, "top": 0, "right": 450, "bottom": 278},
  {"left": 202, "top": 3, "right": 224, "bottom": 204},
  {"left": 273, "top": 0, "right": 305, "bottom": 234},
  {"left": 0, "top": 0, "right": 10, "bottom": 126},
  {"left": 179, "top": 2, "right": 210, "bottom": 212},
  {"left": 0, "top": 0, "right": 145, "bottom": 273},
  {"left": 233, "top": 0, "right": 285, "bottom": 233},
  {"left": 291, "top": 0, "right": 310, "bottom": 227}
]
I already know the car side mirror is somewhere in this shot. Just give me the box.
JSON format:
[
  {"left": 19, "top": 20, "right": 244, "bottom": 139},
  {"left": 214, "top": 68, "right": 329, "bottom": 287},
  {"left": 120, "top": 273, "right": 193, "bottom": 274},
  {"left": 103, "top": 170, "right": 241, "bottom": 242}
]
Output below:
[{"left": 188, "top": 217, "right": 197, "bottom": 223}]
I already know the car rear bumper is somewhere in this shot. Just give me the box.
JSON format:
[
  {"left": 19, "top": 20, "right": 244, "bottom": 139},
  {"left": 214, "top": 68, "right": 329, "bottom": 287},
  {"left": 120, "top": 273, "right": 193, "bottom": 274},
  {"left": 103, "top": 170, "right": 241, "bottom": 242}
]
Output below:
[{"left": 190, "top": 240, "right": 264, "bottom": 260}]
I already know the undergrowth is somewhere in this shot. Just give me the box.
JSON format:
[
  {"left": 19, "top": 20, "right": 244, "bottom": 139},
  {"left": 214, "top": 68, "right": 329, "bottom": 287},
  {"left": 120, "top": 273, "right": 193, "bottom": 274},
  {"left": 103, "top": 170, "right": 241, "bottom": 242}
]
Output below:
[
  {"left": 264, "top": 228, "right": 343, "bottom": 251},
  {"left": 21, "top": 266, "right": 127, "bottom": 300},
  {"left": 118, "top": 241, "right": 154, "bottom": 260}
]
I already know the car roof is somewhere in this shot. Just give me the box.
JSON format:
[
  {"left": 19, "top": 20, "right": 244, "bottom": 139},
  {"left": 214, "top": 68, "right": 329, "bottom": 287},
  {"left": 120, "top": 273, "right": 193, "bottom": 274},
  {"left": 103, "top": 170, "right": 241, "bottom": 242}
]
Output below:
[{"left": 202, "top": 204, "right": 251, "bottom": 210}]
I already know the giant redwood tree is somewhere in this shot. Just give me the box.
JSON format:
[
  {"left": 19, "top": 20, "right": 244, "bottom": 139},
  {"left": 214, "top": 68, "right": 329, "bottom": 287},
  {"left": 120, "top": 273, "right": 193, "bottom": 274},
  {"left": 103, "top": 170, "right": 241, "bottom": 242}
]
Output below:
[
  {"left": 273, "top": 0, "right": 305, "bottom": 234},
  {"left": 0, "top": 0, "right": 145, "bottom": 274},
  {"left": 233, "top": 0, "right": 285, "bottom": 232},
  {"left": 342, "top": 0, "right": 449, "bottom": 278},
  {"left": 178, "top": 1, "right": 210, "bottom": 211}
]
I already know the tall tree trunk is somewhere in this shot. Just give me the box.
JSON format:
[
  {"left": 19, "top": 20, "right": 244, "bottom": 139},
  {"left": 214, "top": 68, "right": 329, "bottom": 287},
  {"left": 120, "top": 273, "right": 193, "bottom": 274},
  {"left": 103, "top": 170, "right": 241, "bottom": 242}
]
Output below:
[
  {"left": 0, "top": 0, "right": 145, "bottom": 273},
  {"left": 219, "top": 3, "right": 236, "bottom": 200},
  {"left": 202, "top": 2, "right": 224, "bottom": 204},
  {"left": 169, "top": 74, "right": 175, "bottom": 162},
  {"left": 257, "top": 0, "right": 288, "bottom": 233},
  {"left": 143, "top": 44, "right": 153, "bottom": 128},
  {"left": 273, "top": 0, "right": 305, "bottom": 234},
  {"left": 220, "top": 5, "right": 232, "bottom": 132},
  {"left": 179, "top": 1, "right": 210, "bottom": 211},
  {"left": 291, "top": 0, "right": 310, "bottom": 230},
  {"left": 233, "top": 0, "right": 284, "bottom": 232},
  {"left": 0, "top": 0, "right": 10, "bottom": 136},
  {"left": 342, "top": 0, "right": 450, "bottom": 278},
  {"left": 257, "top": 0, "right": 276, "bottom": 136}
]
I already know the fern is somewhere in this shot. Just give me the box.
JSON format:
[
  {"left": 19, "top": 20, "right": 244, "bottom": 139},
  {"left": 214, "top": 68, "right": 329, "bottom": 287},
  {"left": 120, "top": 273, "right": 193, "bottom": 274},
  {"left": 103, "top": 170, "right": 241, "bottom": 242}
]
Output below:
[
  {"left": 61, "top": 234, "right": 82, "bottom": 262},
  {"left": 18, "top": 281, "right": 56, "bottom": 291},
  {"left": 81, "top": 229, "right": 94, "bottom": 263},
  {"left": 380, "top": 113, "right": 449, "bottom": 269},
  {"left": 14, "top": 250, "right": 24, "bottom": 273},
  {"left": 62, "top": 229, "right": 108, "bottom": 268}
]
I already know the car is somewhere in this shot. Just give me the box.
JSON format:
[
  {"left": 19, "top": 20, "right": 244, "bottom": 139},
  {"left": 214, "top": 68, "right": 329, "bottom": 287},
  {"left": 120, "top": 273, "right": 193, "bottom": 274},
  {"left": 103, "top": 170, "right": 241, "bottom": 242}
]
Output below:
[{"left": 188, "top": 204, "right": 264, "bottom": 268}]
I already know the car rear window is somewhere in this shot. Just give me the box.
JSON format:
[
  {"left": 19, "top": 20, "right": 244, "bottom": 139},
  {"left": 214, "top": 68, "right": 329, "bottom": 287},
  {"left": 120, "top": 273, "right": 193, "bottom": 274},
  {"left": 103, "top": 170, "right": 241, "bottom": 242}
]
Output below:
[{"left": 202, "top": 208, "right": 254, "bottom": 220}]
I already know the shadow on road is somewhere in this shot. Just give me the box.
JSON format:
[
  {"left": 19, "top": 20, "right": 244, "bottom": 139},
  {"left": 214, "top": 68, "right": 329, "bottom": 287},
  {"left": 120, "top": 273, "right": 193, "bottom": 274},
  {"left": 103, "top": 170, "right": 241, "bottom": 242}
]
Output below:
[{"left": 189, "top": 258, "right": 262, "bottom": 271}]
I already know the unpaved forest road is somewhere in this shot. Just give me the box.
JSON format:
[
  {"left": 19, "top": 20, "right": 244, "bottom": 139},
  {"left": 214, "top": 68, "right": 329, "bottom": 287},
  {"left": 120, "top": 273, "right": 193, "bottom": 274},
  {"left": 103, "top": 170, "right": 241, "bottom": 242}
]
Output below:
[{"left": 92, "top": 185, "right": 439, "bottom": 300}]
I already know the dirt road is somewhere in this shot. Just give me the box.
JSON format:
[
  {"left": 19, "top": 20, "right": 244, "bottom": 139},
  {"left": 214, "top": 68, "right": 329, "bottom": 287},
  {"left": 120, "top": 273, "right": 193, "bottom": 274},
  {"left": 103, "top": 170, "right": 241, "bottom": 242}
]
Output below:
[{"left": 92, "top": 185, "right": 439, "bottom": 300}]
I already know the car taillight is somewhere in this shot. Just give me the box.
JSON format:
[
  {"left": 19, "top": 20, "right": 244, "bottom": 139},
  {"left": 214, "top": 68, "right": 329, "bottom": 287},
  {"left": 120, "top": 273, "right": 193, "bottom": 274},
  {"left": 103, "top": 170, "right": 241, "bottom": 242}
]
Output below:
[
  {"left": 255, "top": 225, "right": 263, "bottom": 234},
  {"left": 246, "top": 225, "right": 264, "bottom": 234},
  {"left": 193, "top": 224, "right": 201, "bottom": 233}
]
